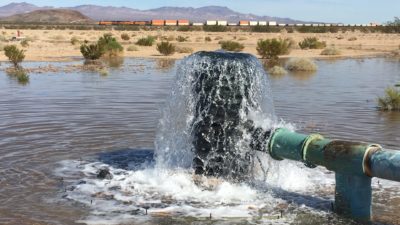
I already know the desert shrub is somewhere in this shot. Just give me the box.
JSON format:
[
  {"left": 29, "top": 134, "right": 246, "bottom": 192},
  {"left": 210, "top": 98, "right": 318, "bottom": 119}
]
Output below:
[
  {"left": 98, "top": 34, "right": 124, "bottom": 56},
  {"left": 4, "top": 45, "right": 25, "bottom": 68},
  {"left": 205, "top": 36, "right": 212, "bottom": 42},
  {"left": 177, "top": 26, "right": 191, "bottom": 32},
  {"left": 50, "top": 35, "right": 64, "bottom": 41},
  {"left": 286, "top": 58, "right": 317, "bottom": 71},
  {"left": 257, "top": 38, "right": 292, "bottom": 59},
  {"left": 214, "top": 36, "right": 223, "bottom": 41},
  {"left": 176, "top": 36, "right": 188, "bottom": 42},
  {"left": 220, "top": 40, "right": 244, "bottom": 52},
  {"left": 136, "top": 36, "right": 156, "bottom": 46},
  {"left": 15, "top": 69, "right": 29, "bottom": 84},
  {"left": 299, "top": 37, "right": 326, "bottom": 49},
  {"left": 203, "top": 25, "right": 227, "bottom": 32},
  {"left": 70, "top": 36, "right": 80, "bottom": 45},
  {"left": 238, "top": 37, "right": 247, "bottom": 41},
  {"left": 176, "top": 46, "right": 193, "bottom": 53},
  {"left": 121, "top": 33, "right": 130, "bottom": 41},
  {"left": 320, "top": 47, "right": 341, "bottom": 55},
  {"left": 127, "top": 45, "right": 138, "bottom": 51},
  {"left": 377, "top": 87, "right": 400, "bottom": 111},
  {"left": 20, "top": 39, "right": 29, "bottom": 47},
  {"left": 348, "top": 37, "right": 357, "bottom": 41},
  {"left": 268, "top": 66, "right": 287, "bottom": 75},
  {"left": 80, "top": 43, "right": 104, "bottom": 60},
  {"left": 157, "top": 41, "right": 175, "bottom": 56}
]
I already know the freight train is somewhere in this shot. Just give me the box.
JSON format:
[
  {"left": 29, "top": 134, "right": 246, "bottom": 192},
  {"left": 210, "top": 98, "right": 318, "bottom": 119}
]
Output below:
[{"left": 98, "top": 20, "right": 382, "bottom": 27}]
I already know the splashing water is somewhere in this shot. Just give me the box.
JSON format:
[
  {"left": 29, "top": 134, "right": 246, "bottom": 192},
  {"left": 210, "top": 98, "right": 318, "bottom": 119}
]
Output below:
[{"left": 55, "top": 52, "right": 363, "bottom": 224}]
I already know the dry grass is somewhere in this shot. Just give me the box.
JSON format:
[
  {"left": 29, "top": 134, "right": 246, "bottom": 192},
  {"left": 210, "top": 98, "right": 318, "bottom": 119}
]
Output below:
[
  {"left": 268, "top": 65, "right": 287, "bottom": 75},
  {"left": 321, "top": 47, "right": 341, "bottom": 55}
]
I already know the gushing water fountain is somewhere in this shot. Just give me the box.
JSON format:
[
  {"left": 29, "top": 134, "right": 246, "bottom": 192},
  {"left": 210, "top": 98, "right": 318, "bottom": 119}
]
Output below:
[{"left": 156, "top": 51, "right": 400, "bottom": 222}]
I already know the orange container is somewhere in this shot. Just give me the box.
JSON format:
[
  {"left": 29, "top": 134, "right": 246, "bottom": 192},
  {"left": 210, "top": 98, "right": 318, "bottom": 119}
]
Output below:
[
  {"left": 152, "top": 20, "right": 165, "bottom": 26},
  {"left": 239, "top": 20, "right": 249, "bottom": 26},
  {"left": 165, "top": 20, "right": 177, "bottom": 26},
  {"left": 178, "top": 19, "right": 189, "bottom": 26}
]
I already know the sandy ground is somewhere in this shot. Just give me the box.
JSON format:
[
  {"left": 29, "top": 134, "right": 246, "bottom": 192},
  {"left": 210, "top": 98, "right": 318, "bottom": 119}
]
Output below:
[{"left": 0, "top": 29, "right": 399, "bottom": 62}]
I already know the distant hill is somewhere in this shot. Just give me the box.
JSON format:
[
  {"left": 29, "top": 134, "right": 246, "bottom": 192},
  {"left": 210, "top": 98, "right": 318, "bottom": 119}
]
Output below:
[
  {"left": 0, "top": 9, "right": 94, "bottom": 24},
  {"left": 0, "top": 2, "right": 312, "bottom": 24}
]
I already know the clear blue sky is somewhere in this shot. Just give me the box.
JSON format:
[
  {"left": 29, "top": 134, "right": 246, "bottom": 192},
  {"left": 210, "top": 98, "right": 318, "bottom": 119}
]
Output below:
[{"left": 1, "top": 0, "right": 399, "bottom": 23}]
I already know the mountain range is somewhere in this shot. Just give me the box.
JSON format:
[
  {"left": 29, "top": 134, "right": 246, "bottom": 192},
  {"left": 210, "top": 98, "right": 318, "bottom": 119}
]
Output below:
[{"left": 0, "top": 2, "right": 309, "bottom": 23}]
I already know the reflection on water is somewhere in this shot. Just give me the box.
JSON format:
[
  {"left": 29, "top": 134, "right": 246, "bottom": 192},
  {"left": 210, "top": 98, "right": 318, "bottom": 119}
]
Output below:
[
  {"left": 0, "top": 57, "right": 399, "bottom": 224},
  {"left": 155, "top": 58, "right": 176, "bottom": 72},
  {"left": 288, "top": 70, "right": 317, "bottom": 81},
  {"left": 103, "top": 57, "right": 125, "bottom": 68}
]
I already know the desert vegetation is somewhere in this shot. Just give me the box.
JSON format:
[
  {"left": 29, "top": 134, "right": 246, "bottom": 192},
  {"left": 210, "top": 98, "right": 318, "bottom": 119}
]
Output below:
[
  {"left": 377, "top": 87, "right": 400, "bottom": 111},
  {"left": 286, "top": 58, "right": 317, "bottom": 71},
  {"left": 136, "top": 36, "right": 156, "bottom": 46},
  {"left": 120, "top": 33, "right": 130, "bottom": 41},
  {"left": 80, "top": 43, "right": 104, "bottom": 60},
  {"left": 299, "top": 37, "right": 327, "bottom": 49},
  {"left": 98, "top": 34, "right": 124, "bottom": 57},
  {"left": 257, "top": 38, "right": 292, "bottom": 59},
  {"left": 4, "top": 45, "right": 25, "bottom": 68},
  {"left": 219, "top": 40, "right": 244, "bottom": 52},
  {"left": 157, "top": 41, "right": 175, "bottom": 56},
  {"left": 320, "top": 47, "right": 341, "bottom": 56},
  {"left": 268, "top": 65, "right": 287, "bottom": 75}
]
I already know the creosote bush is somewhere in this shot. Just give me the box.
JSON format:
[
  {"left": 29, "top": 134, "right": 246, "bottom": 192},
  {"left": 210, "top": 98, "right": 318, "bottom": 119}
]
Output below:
[
  {"left": 219, "top": 40, "right": 244, "bottom": 52},
  {"left": 127, "top": 45, "right": 138, "bottom": 51},
  {"left": 70, "top": 36, "right": 80, "bottom": 45},
  {"left": 136, "top": 36, "right": 156, "bottom": 46},
  {"left": 98, "top": 34, "right": 124, "bottom": 57},
  {"left": 377, "top": 87, "right": 400, "bottom": 111},
  {"left": 4, "top": 45, "right": 25, "bottom": 68},
  {"left": 80, "top": 43, "right": 104, "bottom": 60},
  {"left": 286, "top": 58, "right": 317, "bottom": 71},
  {"left": 205, "top": 36, "right": 212, "bottom": 42},
  {"left": 268, "top": 65, "right": 287, "bottom": 75},
  {"left": 156, "top": 41, "right": 175, "bottom": 56},
  {"left": 348, "top": 37, "right": 357, "bottom": 41},
  {"left": 299, "top": 37, "right": 326, "bottom": 49},
  {"left": 176, "top": 36, "right": 188, "bottom": 42},
  {"left": 121, "top": 33, "right": 130, "bottom": 41},
  {"left": 257, "top": 38, "right": 292, "bottom": 59},
  {"left": 20, "top": 40, "right": 29, "bottom": 47},
  {"left": 320, "top": 47, "right": 341, "bottom": 55},
  {"left": 7, "top": 68, "right": 29, "bottom": 84}
]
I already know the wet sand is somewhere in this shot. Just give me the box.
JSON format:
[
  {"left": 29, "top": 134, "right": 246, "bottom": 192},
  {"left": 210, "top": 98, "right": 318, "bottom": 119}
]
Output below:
[{"left": 0, "top": 29, "right": 399, "bottom": 62}]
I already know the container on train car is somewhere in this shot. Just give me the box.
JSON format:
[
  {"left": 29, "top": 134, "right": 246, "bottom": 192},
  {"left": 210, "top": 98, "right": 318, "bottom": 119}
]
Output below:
[
  {"left": 239, "top": 21, "right": 249, "bottom": 26},
  {"left": 258, "top": 21, "right": 267, "bottom": 26},
  {"left": 99, "top": 21, "right": 113, "bottom": 25},
  {"left": 206, "top": 20, "right": 217, "bottom": 26},
  {"left": 134, "top": 21, "right": 148, "bottom": 26},
  {"left": 165, "top": 20, "right": 177, "bottom": 26},
  {"left": 324, "top": 24, "right": 331, "bottom": 26},
  {"left": 217, "top": 21, "right": 228, "bottom": 26},
  {"left": 228, "top": 22, "right": 238, "bottom": 26},
  {"left": 268, "top": 21, "right": 277, "bottom": 26},
  {"left": 312, "top": 23, "right": 319, "bottom": 27},
  {"left": 152, "top": 20, "right": 165, "bottom": 26},
  {"left": 249, "top": 21, "right": 258, "bottom": 26},
  {"left": 178, "top": 20, "right": 190, "bottom": 26},
  {"left": 278, "top": 23, "right": 287, "bottom": 27},
  {"left": 296, "top": 24, "right": 304, "bottom": 26},
  {"left": 192, "top": 22, "right": 204, "bottom": 26},
  {"left": 304, "top": 24, "right": 311, "bottom": 26}
]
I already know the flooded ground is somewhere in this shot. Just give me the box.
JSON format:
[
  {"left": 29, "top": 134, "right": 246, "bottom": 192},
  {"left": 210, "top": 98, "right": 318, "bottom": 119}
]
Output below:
[{"left": 0, "top": 57, "right": 399, "bottom": 225}]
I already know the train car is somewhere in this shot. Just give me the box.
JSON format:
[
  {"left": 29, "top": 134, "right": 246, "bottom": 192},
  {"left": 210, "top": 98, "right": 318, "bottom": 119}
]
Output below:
[
  {"left": 268, "top": 21, "right": 277, "bottom": 26},
  {"left": 324, "top": 24, "right": 331, "bottom": 27},
  {"left": 278, "top": 23, "right": 287, "bottom": 27},
  {"left": 296, "top": 24, "right": 304, "bottom": 26},
  {"left": 99, "top": 21, "right": 113, "bottom": 25},
  {"left": 165, "top": 20, "right": 177, "bottom": 26},
  {"left": 178, "top": 20, "right": 190, "bottom": 26},
  {"left": 206, "top": 20, "right": 217, "bottom": 26},
  {"left": 217, "top": 21, "right": 228, "bottom": 26},
  {"left": 192, "top": 22, "right": 204, "bottom": 26},
  {"left": 151, "top": 20, "right": 164, "bottom": 26},
  {"left": 133, "top": 21, "right": 148, "bottom": 26},
  {"left": 228, "top": 22, "right": 238, "bottom": 26},
  {"left": 239, "top": 20, "right": 249, "bottom": 26},
  {"left": 304, "top": 24, "right": 312, "bottom": 26},
  {"left": 249, "top": 21, "right": 258, "bottom": 26},
  {"left": 258, "top": 21, "right": 267, "bottom": 26}
]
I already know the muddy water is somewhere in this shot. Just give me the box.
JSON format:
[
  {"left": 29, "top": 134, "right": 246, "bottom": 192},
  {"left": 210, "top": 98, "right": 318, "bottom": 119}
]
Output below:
[{"left": 0, "top": 57, "right": 399, "bottom": 225}]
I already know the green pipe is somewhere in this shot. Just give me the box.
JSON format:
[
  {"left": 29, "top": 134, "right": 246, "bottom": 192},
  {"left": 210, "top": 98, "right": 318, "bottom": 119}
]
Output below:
[{"left": 267, "top": 128, "right": 400, "bottom": 221}]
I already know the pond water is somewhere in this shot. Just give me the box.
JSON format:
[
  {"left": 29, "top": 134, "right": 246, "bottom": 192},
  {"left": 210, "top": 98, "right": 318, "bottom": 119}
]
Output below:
[{"left": 0, "top": 57, "right": 399, "bottom": 225}]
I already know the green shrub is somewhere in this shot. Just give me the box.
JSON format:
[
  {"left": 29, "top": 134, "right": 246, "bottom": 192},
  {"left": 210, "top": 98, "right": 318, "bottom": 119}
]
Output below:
[
  {"left": 348, "top": 37, "right": 357, "bottom": 41},
  {"left": 98, "top": 34, "right": 123, "bottom": 56},
  {"left": 220, "top": 40, "right": 244, "bottom": 52},
  {"left": 378, "top": 87, "right": 400, "bottom": 111},
  {"left": 299, "top": 37, "right": 326, "bottom": 49},
  {"left": 256, "top": 38, "right": 292, "bottom": 59},
  {"left": 127, "top": 45, "right": 138, "bottom": 51},
  {"left": 205, "top": 36, "right": 212, "bottom": 42},
  {"left": 157, "top": 41, "right": 175, "bottom": 56},
  {"left": 320, "top": 47, "right": 341, "bottom": 55},
  {"left": 286, "top": 58, "right": 317, "bottom": 71},
  {"left": 16, "top": 69, "right": 29, "bottom": 84},
  {"left": 121, "top": 33, "right": 130, "bottom": 41},
  {"left": 268, "top": 66, "right": 287, "bottom": 75},
  {"left": 176, "top": 36, "right": 188, "bottom": 42},
  {"left": 70, "top": 36, "right": 80, "bottom": 45},
  {"left": 4, "top": 45, "right": 25, "bottom": 68},
  {"left": 176, "top": 46, "right": 193, "bottom": 53},
  {"left": 136, "top": 36, "right": 156, "bottom": 46},
  {"left": 20, "top": 39, "right": 29, "bottom": 47},
  {"left": 80, "top": 43, "right": 104, "bottom": 60}
]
